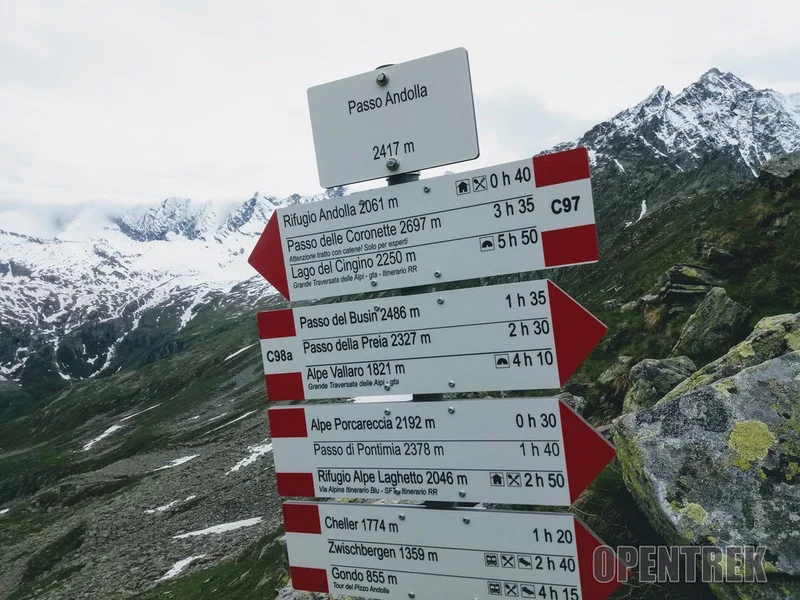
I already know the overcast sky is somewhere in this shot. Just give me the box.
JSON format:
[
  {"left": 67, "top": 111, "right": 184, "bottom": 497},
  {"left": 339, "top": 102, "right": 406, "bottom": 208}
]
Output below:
[{"left": 1, "top": 0, "right": 799, "bottom": 209}]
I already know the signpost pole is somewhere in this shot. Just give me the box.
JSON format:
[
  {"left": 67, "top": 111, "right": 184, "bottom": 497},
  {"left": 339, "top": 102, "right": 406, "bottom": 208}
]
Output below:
[{"left": 375, "top": 63, "right": 442, "bottom": 405}]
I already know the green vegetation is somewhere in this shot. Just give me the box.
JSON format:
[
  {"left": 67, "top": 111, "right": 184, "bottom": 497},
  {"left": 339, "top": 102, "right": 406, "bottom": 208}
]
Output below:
[
  {"left": 556, "top": 171, "right": 800, "bottom": 421},
  {"left": 133, "top": 531, "right": 289, "bottom": 600}
]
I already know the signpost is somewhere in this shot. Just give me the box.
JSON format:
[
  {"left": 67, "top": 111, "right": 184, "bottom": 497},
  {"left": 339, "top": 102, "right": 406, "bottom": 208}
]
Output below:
[
  {"left": 307, "top": 47, "right": 479, "bottom": 188},
  {"left": 248, "top": 48, "right": 623, "bottom": 600},
  {"left": 283, "top": 502, "right": 625, "bottom": 600},
  {"left": 257, "top": 280, "right": 606, "bottom": 400},
  {"left": 248, "top": 148, "right": 597, "bottom": 302},
  {"left": 268, "top": 397, "right": 615, "bottom": 505}
]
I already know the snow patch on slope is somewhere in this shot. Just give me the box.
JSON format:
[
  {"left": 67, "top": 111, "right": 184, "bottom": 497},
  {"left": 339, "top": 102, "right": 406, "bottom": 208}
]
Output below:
[
  {"left": 157, "top": 555, "right": 206, "bottom": 581},
  {"left": 224, "top": 344, "right": 256, "bottom": 362},
  {"left": 154, "top": 455, "right": 198, "bottom": 472},
  {"left": 82, "top": 425, "right": 123, "bottom": 451},
  {"left": 172, "top": 517, "right": 262, "bottom": 539},
  {"left": 228, "top": 441, "right": 273, "bottom": 474},
  {"left": 144, "top": 495, "right": 197, "bottom": 514}
]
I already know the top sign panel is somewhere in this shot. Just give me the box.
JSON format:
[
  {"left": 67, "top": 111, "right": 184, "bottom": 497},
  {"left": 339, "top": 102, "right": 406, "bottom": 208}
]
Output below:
[
  {"left": 307, "top": 48, "right": 479, "bottom": 188},
  {"left": 249, "top": 148, "right": 596, "bottom": 302}
]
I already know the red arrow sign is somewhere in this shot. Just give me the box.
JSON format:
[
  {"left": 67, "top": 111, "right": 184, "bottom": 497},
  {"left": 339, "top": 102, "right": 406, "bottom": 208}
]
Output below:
[
  {"left": 282, "top": 502, "right": 627, "bottom": 600},
  {"left": 248, "top": 148, "right": 597, "bottom": 302},
  {"left": 268, "top": 397, "right": 614, "bottom": 506},
  {"left": 256, "top": 280, "right": 605, "bottom": 401}
]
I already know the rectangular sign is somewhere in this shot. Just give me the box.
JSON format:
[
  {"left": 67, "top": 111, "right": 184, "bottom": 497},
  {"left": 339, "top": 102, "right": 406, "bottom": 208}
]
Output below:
[
  {"left": 268, "top": 398, "right": 615, "bottom": 505},
  {"left": 249, "top": 147, "right": 596, "bottom": 302},
  {"left": 307, "top": 47, "right": 479, "bottom": 188},
  {"left": 258, "top": 280, "right": 606, "bottom": 400},
  {"left": 283, "top": 502, "right": 623, "bottom": 600}
]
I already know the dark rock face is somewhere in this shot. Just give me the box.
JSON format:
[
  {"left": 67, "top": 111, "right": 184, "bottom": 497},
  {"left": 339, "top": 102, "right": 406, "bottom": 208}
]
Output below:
[
  {"left": 670, "top": 287, "right": 752, "bottom": 365},
  {"left": 616, "top": 353, "right": 800, "bottom": 582},
  {"left": 622, "top": 356, "right": 696, "bottom": 413},
  {"left": 55, "top": 318, "right": 129, "bottom": 380}
]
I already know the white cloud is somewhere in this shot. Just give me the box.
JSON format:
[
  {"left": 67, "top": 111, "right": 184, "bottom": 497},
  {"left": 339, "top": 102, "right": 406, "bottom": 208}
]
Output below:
[{"left": 0, "top": 0, "right": 798, "bottom": 208}]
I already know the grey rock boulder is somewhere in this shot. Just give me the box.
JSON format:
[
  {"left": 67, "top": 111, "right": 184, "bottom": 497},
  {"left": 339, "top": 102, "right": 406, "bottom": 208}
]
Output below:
[
  {"left": 556, "top": 391, "right": 587, "bottom": 416},
  {"left": 670, "top": 287, "right": 751, "bottom": 365},
  {"left": 662, "top": 312, "right": 800, "bottom": 405},
  {"left": 615, "top": 352, "right": 800, "bottom": 586},
  {"left": 621, "top": 356, "right": 696, "bottom": 414},
  {"left": 597, "top": 355, "right": 634, "bottom": 388},
  {"left": 759, "top": 150, "right": 800, "bottom": 184},
  {"left": 658, "top": 264, "right": 722, "bottom": 305}
]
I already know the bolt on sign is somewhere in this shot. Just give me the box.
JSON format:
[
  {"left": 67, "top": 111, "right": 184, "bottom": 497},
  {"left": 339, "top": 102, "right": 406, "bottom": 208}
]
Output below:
[
  {"left": 268, "top": 397, "right": 615, "bottom": 506},
  {"left": 283, "top": 502, "right": 626, "bottom": 600},
  {"left": 248, "top": 147, "right": 597, "bottom": 302},
  {"left": 257, "top": 280, "right": 606, "bottom": 400},
  {"left": 307, "top": 47, "right": 479, "bottom": 188}
]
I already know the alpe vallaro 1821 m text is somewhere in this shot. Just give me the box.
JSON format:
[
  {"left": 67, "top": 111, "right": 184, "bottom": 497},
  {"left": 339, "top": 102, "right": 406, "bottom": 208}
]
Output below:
[{"left": 0, "top": 68, "right": 799, "bottom": 600}]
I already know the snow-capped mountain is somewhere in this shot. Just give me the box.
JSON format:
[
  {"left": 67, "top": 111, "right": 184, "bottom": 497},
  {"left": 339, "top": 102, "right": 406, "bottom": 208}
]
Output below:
[
  {"left": 1, "top": 69, "right": 798, "bottom": 391},
  {"left": 554, "top": 68, "right": 800, "bottom": 231},
  {"left": 567, "top": 68, "right": 800, "bottom": 175},
  {"left": 0, "top": 191, "right": 326, "bottom": 385}
]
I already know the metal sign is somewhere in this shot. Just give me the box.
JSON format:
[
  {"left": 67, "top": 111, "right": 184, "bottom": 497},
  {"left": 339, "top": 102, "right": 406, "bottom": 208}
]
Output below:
[
  {"left": 283, "top": 502, "right": 624, "bottom": 600},
  {"left": 307, "top": 48, "right": 479, "bottom": 188},
  {"left": 257, "top": 280, "right": 606, "bottom": 400},
  {"left": 268, "top": 397, "right": 615, "bottom": 505},
  {"left": 249, "top": 148, "right": 596, "bottom": 302}
]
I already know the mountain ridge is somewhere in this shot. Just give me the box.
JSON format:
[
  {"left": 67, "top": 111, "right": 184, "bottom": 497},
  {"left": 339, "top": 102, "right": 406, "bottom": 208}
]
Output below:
[{"left": 1, "top": 68, "right": 798, "bottom": 395}]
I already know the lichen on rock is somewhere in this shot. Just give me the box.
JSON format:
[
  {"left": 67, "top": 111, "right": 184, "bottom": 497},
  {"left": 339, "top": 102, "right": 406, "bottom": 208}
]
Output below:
[
  {"left": 728, "top": 421, "right": 777, "bottom": 470},
  {"left": 615, "top": 352, "right": 800, "bottom": 581},
  {"left": 661, "top": 312, "right": 800, "bottom": 405}
]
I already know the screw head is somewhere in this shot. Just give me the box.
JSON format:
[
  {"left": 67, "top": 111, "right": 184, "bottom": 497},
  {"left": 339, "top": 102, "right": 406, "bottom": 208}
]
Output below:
[
  {"left": 437, "top": 298, "right": 444, "bottom": 305},
  {"left": 376, "top": 72, "right": 389, "bottom": 86},
  {"left": 371, "top": 280, "right": 377, "bottom": 287},
  {"left": 374, "top": 305, "right": 380, "bottom": 311},
  {"left": 449, "top": 381, "right": 455, "bottom": 388},
  {"left": 462, "top": 517, "right": 471, "bottom": 524},
  {"left": 394, "top": 488, "right": 401, "bottom": 495},
  {"left": 399, "top": 514, "right": 405, "bottom": 520},
  {"left": 384, "top": 384, "right": 391, "bottom": 391},
  {"left": 423, "top": 186, "right": 431, "bottom": 193},
  {"left": 386, "top": 157, "right": 400, "bottom": 171},
  {"left": 408, "top": 593, "right": 415, "bottom": 599},
  {"left": 434, "top": 270, "right": 442, "bottom": 278},
  {"left": 384, "top": 409, "right": 391, "bottom": 416},
  {"left": 448, "top": 406, "right": 455, "bottom": 414},
  {"left": 459, "top": 490, "right": 466, "bottom": 498}
]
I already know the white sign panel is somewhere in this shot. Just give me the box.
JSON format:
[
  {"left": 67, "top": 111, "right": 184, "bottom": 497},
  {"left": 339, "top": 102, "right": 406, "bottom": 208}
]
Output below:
[
  {"left": 248, "top": 148, "right": 596, "bottom": 302},
  {"left": 257, "top": 280, "right": 606, "bottom": 401},
  {"left": 307, "top": 48, "right": 479, "bottom": 188},
  {"left": 283, "top": 502, "right": 623, "bottom": 600},
  {"left": 268, "top": 398, "right": 615, "bottom": 506}
]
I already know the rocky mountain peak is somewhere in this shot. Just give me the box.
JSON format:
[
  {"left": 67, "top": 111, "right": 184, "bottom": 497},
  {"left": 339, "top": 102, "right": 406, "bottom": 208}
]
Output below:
[
  {"left": 563, "top": 68, "right": 800, "bottom": 185},
  {"left": 115, "top": 197, "right": 212, "bottom": 241},
  {"left": 694, "top": 67, "right": 753, "bottom": 92}
]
